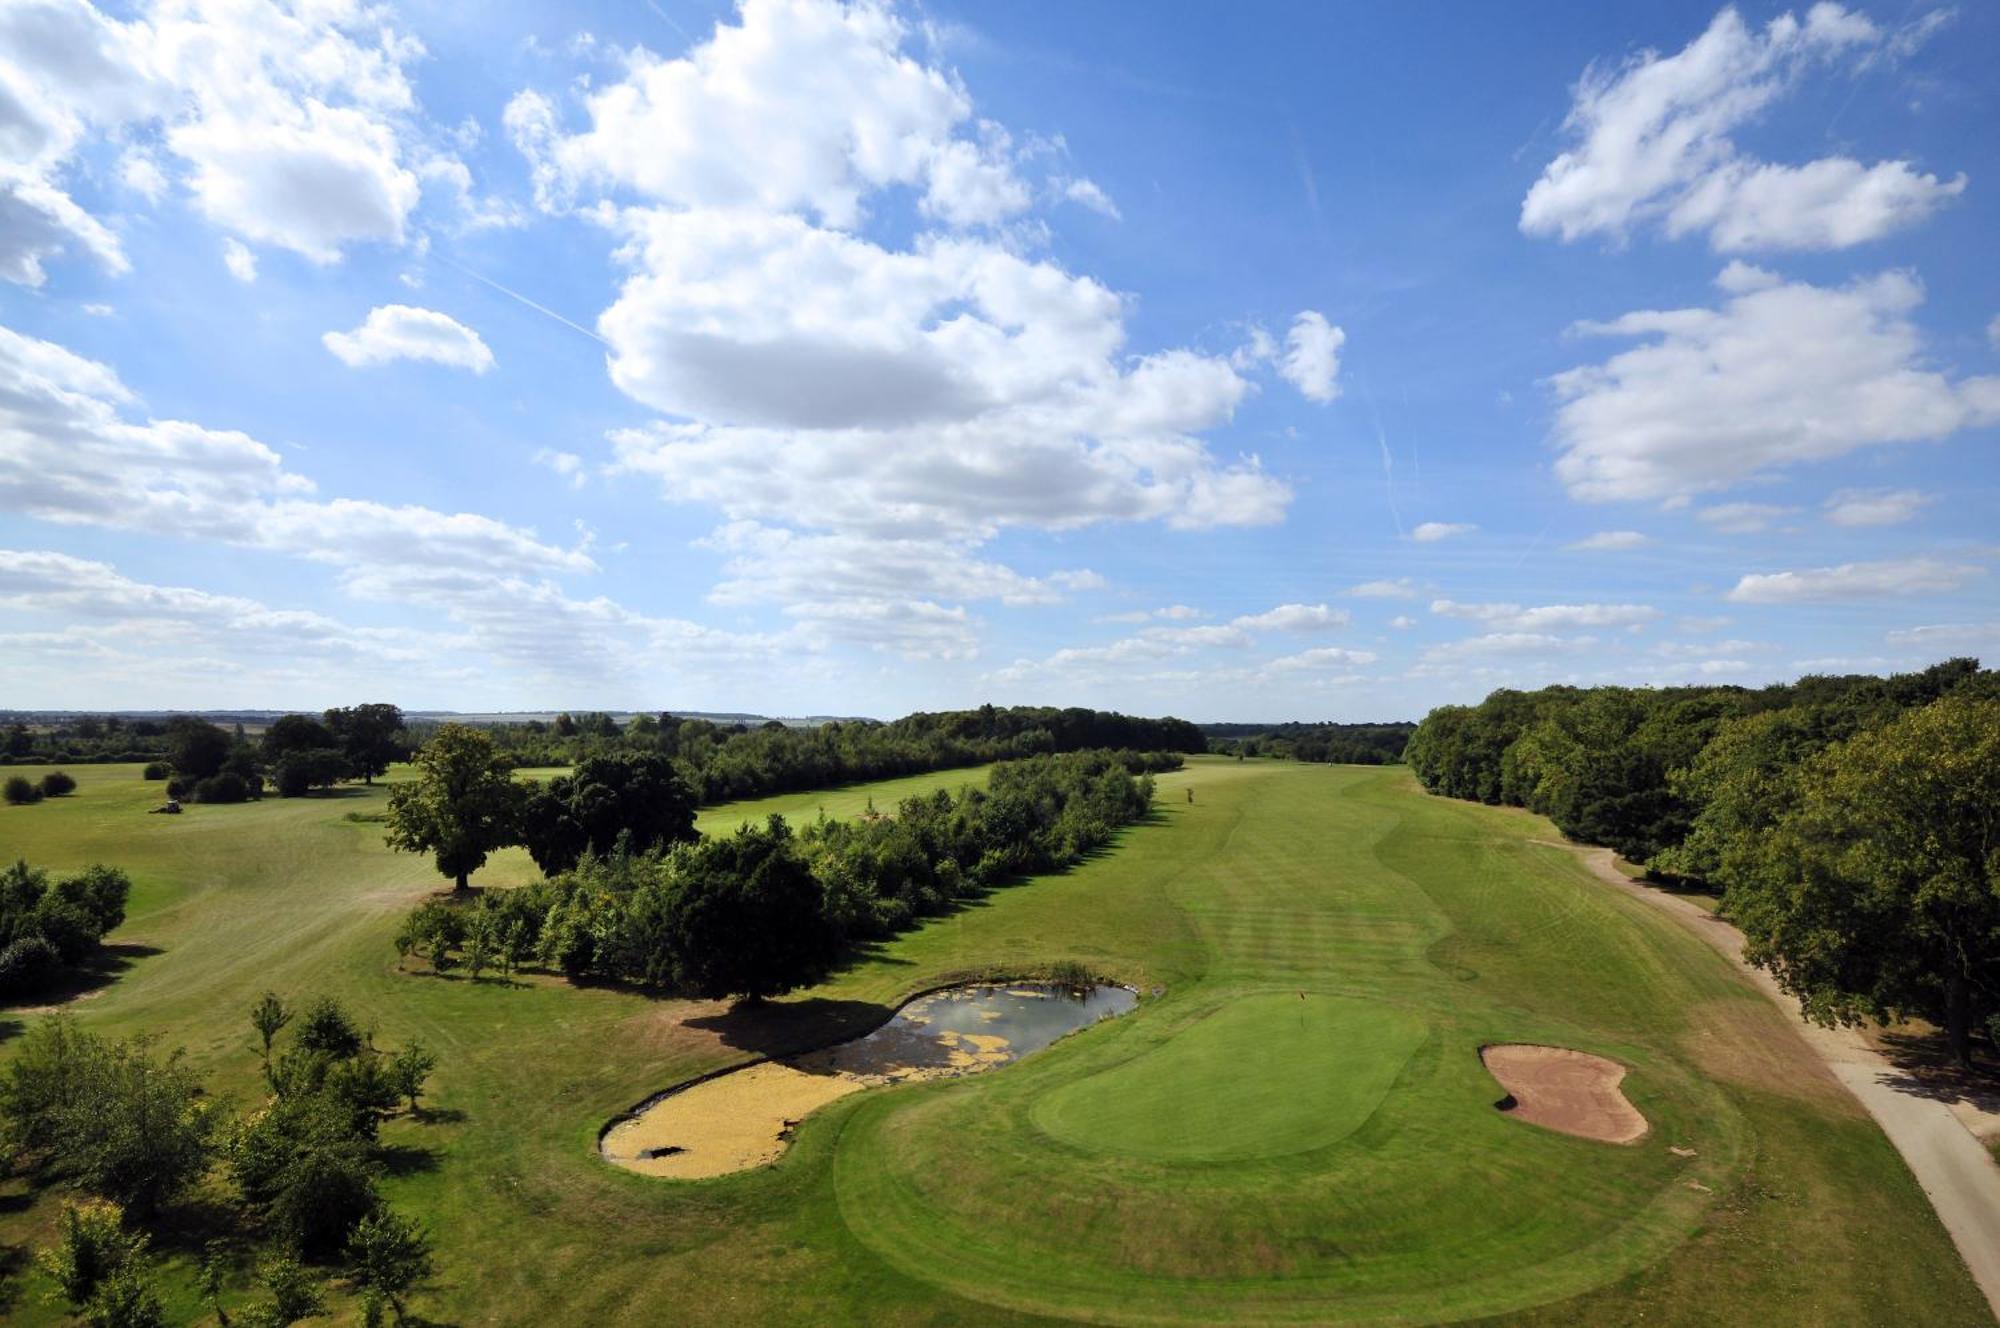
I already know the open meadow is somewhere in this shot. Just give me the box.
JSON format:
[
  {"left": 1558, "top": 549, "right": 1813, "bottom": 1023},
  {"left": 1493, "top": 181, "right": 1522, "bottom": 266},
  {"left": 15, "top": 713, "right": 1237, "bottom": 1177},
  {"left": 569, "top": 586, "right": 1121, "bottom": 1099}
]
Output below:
[{"left": 0, "top": 757, "right": 1986, "bottom": 1325}]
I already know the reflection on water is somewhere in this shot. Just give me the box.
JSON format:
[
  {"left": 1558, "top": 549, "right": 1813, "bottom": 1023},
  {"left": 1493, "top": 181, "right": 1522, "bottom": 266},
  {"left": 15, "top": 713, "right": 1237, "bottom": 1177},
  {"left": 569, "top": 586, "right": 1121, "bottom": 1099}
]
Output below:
[{"left": 792, "top": 982, "right": 1138, "bottom": 1081}]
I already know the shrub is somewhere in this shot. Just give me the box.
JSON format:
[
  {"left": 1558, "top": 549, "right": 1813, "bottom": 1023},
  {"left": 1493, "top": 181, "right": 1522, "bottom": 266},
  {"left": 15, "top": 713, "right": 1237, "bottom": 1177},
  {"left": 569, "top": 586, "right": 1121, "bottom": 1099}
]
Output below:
[
  {"left": 0, "top": 934, "right": 62, "bottom": 996},
  {"left": 192, "top": 773, "right": 249, "bottom": 804},
  {"left": 40, "top": 770, "right": 77, "bottom": 797},
  {"left": 5, "top": 774, "right": 43, "bottom": 805},
  {"left": 140, "top": 762, "right": 170, "bottom": 781},
  {"left": 165, "top": 777, "right": 192, "bottom": 800}
]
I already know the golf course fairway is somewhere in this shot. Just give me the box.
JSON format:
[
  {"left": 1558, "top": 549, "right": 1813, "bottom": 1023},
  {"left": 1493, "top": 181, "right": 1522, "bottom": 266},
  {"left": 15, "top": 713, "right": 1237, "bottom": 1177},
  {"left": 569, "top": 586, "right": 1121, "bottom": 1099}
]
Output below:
[{"left": 0, "top": 757, "right": 1987, "bottom": 1325}]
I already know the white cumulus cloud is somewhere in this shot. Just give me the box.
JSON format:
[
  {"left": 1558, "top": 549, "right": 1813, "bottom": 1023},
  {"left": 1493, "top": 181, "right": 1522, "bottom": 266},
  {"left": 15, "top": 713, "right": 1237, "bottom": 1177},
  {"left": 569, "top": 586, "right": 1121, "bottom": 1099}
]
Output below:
[
  {"left": 1522, "top": 5, "right": 1963, "bottom": 251},
  {"left": 1411, "top": 521, "right": 1475, "bottom": 542},
  {"left": 324, "top": 306, "right": 495, "bottom": 374},
  {"left": 1727, "top": 557, "right": 1981, "bottom": 603},
  {"left": 1568, "top": 530, "right": 1651, "bottom": 550},
  {"left": 1823, "top": 487, "right": 1930, "bottom": 526},
  {"left": 1278, "top": 310, "right": 1344, "bottom": 403},
  {"left": 1229, "top": 603, "right": 1350, "bottom": 632},
  {"left": 1552, "top": 269, "right": 2000, "bottom": 502}
]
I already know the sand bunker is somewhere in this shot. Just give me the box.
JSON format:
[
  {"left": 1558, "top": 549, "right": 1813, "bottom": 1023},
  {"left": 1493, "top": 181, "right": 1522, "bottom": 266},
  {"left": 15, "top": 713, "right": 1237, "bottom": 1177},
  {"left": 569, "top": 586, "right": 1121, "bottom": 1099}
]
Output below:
[
  {"left": 602, "top": 982, "right": 1135, "bottom": 1179},
  {"left": 1480, "top": 1044, "right": 1648, "bottom": 1144},
  {"left": 600, "top": 1063, "right": 865, "bottom": 1179}
]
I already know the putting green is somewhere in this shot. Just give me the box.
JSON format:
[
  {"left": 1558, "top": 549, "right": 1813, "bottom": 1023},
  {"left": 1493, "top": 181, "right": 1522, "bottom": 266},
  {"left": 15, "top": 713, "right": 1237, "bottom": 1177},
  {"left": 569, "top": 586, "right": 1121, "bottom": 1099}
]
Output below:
[{"left": 1031, "top": 992, "right": 1428, "bottom": 1163}]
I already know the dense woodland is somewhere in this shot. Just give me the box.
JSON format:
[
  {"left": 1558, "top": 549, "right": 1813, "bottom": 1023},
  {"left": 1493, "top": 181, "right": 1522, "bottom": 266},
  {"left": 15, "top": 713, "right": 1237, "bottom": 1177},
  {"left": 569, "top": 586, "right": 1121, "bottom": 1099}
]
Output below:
[
  {"left": 1202, "top": 721, "right": 1412, "bottom": 764},
  {"left": 394, "top": 747, "right": 1174, "bottom": 998},
  {"left": 1405, "top": 658, "right": 2000, "bottom": 1063}
]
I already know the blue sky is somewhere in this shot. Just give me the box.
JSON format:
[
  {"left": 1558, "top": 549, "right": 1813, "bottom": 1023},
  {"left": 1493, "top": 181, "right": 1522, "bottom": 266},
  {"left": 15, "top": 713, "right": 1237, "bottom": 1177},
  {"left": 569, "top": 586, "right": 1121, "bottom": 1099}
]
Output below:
[{"left": 1, "top": 0, "right": 1995, "bottom": 720}]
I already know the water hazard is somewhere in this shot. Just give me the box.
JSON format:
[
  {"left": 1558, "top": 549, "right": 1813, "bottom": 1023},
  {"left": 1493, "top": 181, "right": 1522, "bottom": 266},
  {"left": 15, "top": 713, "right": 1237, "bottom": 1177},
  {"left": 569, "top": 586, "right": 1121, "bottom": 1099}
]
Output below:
[{"left": 602, "top": 981, "right": 1135, "bottom": 1179}]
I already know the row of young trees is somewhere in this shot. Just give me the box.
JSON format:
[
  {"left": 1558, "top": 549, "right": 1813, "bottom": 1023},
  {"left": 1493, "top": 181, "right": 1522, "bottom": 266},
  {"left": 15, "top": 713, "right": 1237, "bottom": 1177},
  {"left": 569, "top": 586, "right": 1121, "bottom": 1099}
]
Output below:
[
  {"left": 0, "top": 862, "right": 130, "bottom": 998},
  {"left": 1203, "top": 721, "right": 1414, "bottom": 765},
  {"left": 1404, "top": 658, "right": 2000, "bottom": 1064},
  {"left": 2, "top": 996, "right": 438, "bottom": 1325},
  {"left": 394, "top": 749, "right": 1173, "bottom": 1000}
]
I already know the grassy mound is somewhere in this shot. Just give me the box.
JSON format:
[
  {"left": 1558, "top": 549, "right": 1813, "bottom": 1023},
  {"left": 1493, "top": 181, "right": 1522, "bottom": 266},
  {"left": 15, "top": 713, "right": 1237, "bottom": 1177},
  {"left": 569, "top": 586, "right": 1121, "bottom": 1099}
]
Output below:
[{"left": 1030, "top": 992, "right": 1428, "bottom": 1163}]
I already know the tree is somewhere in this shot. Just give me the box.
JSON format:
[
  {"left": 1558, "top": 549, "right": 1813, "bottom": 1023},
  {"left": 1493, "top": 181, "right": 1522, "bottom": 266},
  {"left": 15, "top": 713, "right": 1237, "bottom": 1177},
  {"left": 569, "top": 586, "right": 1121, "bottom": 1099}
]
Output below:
[
  {"left": 166, "top": 719, "right": 232, "bottom": 781},
  {"left": 383, "top": 726, "right": 523, "bottom": 892},
  {"left": 295, "top": 996, "right": 364, "bottom": 1059},
  {"left": 1, "top": 1020, "right": 218, "bottom": 1217},
  {"left": 389, "top": 1042, "right": 437, "bottom": 1116},
  {"left": 272, "top": 750, "right": 350, "bottom": 798},
  {"left": 82, "top": 1262, "right": 167, "bottom": 1328},
  {"left": 1734, "top": 695, "right": 2000, "bottom": 1066},
  {"left": 36, "top": 1199, "right": 146, "bottom": 1310},
  {"left": 262, "top": 715, "right": 338, "bottom": 760},
  {"left": 5, "top": 774, "right": 42, "bottom": 805},
  {"left": 655, "top": 818, "right": 840, "bottom": 1001},
  {"left": 40, "top": 770, "right": 77, "bottom": 797},
  {"left": 232, "top": 1091, "right": 381, "bottom": 1258},
  {"left": 347, "top": 1209, "right": 433, "bottom": 1321},
  {"left": 251, "top": 992, "right": 292, "bottom": 1061},
  {"left": 325, "top": 704, "right": 405, "bottom": 784},
  {"left": 518, "top": 751, "right": 699, "bottom": 875},
  {"left": 252, "top": 1254, "right": 325, "bottom": 1326}
]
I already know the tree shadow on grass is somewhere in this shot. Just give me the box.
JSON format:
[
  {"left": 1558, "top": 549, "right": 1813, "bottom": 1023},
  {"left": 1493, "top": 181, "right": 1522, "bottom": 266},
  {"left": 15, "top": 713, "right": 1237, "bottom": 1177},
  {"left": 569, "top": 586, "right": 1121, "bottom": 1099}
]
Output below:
[
  {"left": 0, "top": 1243, "right": 27, "bottom": 1315},
  {"left": 682, "top": 996, "right": 896, "bottom": 1061},
  {"left": 0, "top": 942, "right": 162, "bottom": 1014},
  {"left": 378, "top": 1142, "right": 442, "bottom": 1178},
  {"left": 411, "top": 1105, "right": 467, "bottom": 1125},
  {"left": 1873, "top": 1028, "right": 2000, "bottom": 1112}
]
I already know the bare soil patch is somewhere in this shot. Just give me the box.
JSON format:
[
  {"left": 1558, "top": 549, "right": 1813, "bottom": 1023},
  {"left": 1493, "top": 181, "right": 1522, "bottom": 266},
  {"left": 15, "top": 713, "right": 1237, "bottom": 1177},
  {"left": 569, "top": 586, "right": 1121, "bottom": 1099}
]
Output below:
[{"left": 1481, "top": 1043, "right": 1649, "bottom": 1144}]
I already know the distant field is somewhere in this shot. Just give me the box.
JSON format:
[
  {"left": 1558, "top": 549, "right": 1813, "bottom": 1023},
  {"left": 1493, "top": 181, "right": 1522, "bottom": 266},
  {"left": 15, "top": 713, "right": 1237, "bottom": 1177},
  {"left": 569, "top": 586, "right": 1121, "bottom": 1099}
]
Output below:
[
  {"left": 0, "top": 759, "right": 1985, "bottom": 1325},
  {"left": 693, "top": 763, "right": 992, "bottom": 837}
]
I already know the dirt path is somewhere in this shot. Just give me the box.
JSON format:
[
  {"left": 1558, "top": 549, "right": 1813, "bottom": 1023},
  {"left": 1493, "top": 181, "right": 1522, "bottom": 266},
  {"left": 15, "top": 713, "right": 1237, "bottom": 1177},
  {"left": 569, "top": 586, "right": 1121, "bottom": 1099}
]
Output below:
[{"left": 1545, "top": 841, "right": 2000, "bottom": 1320}]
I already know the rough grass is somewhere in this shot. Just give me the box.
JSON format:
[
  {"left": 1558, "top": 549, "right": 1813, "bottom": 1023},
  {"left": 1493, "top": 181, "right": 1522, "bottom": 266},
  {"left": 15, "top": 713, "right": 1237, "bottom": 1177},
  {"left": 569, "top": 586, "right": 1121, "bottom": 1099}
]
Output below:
[{"left": 0, "top": 759, "right": 1986, "bottom": 1326}]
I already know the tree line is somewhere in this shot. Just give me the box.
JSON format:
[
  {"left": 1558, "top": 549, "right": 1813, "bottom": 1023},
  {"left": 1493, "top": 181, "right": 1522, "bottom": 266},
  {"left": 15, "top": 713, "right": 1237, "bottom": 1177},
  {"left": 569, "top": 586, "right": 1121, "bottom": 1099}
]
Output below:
[
  {"left": 146, "top": 706, "right": 407, "bottom": 805},
  {"left": 413, "top": 704, "right": 1205, "bottom": 804},
  {"left": 1203, "top": 721, "right": 1413, "bottom": 765},
  {"left": 1403, "top": 658, "right": 2000, "bottom": 1064},
  {"left": 2, "top": 994, "right": 438, "bottom": 1325},
  {"left": 391, "top": 745, "right": 1173, "bottom": 1000}
]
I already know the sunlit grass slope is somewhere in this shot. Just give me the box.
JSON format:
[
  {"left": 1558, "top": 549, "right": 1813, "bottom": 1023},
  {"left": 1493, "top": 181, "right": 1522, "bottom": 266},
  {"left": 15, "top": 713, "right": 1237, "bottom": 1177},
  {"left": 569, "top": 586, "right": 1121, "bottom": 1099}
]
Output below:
[{"left": 0, "top": 758, "right": 1985, "bottom": 1326}]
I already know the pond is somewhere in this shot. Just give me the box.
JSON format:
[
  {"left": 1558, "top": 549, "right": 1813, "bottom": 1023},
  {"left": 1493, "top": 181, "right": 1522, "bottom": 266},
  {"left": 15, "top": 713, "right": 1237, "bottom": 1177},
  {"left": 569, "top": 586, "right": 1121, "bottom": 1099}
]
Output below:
[{"left": 601, "top": 981, "right": 1137, "bottom": 1179}]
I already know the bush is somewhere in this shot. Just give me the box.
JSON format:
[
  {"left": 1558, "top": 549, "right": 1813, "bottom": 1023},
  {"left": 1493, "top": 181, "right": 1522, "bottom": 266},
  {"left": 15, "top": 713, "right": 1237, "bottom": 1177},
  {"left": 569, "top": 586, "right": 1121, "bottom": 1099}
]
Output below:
[
  {"left": 0, "top": 933, "right": 63, "bottom": 996},
  {"left": 192, "top": 773, "right": 249, "bottom": 804},
  {"left": 140, "top": 762, "right": 170, "bottom": 781},
  {"left": 165, "top": 777, "right": 192, "bottom": 800},
  {"left": 5, "top": 775, "right": 42, "bottom": 805},
  {"left": 40, "top": 770, "right": 77, "bottom": 797}
]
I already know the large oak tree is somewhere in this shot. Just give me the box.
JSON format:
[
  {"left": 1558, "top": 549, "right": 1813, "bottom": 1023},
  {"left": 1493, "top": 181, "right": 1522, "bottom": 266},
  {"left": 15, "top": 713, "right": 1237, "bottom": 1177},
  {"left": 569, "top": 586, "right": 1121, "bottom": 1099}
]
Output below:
[{"left": 383, "top": 726, "right": 523, "bottom": 892}]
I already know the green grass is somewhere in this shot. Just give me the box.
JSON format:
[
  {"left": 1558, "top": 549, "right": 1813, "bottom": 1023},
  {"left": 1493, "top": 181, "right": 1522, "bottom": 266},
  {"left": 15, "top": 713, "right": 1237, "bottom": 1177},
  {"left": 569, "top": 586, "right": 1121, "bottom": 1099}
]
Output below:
[
  {"left": 692, "top": 764, "right": 993, "bottom": 837},
  {"left": 1029, "top": 992, "right": 1430, "bottom": 1164},
  {"left": 0, "top": 758, "right": 1986, "bottom": 1326}
]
